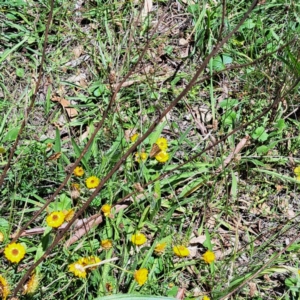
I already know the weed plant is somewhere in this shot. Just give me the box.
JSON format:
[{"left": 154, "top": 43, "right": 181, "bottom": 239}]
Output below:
[{"left": 0, "top": 0, "right": 300, "bottom": 299}]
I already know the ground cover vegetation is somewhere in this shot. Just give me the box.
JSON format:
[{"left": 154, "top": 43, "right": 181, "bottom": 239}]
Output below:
[{"left": 0, "top": 0, "right": 300, "bottom": 299}]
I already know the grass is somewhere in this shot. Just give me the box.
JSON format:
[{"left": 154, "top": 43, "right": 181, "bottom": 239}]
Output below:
[{"left": 0, "top": 0, "right": 300, "bottom": 299}]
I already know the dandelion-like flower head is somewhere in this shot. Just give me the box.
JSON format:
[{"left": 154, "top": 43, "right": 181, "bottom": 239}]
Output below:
[
  {"left": 135, "top": 152, "right": 148, "bottom": 163},
  {"left": 0, "top": 231, "right": 4, "bottom": 242},
  {"left": 46, "top": 211, "right": 65, "bottom": 228},
  {"left": 294, "top": 166, "right": 300, "bottom": 176},
  {"left": 131, "top": 232, "right": 147, "bottom": 246},
  {"left": 154, "top": 242, "right": 167, "bottom": 255},
  {"left": 0, "top": 275, "right": 10, "bottom": 300},
  {"left": 134, "top": 268, "right": 148, "bottom": 286},
  {"left": 173, "top": 245, "right": 190, "bottom": 257},
  {"left": 86, "top": 176, "right": 100, "bottom": 189},
  {"left": 4, "top": 242, "right": 26, "bottom": 263},
  {"left": 101, "top": 204, "right": 111, "bottom": 217},
  {"left": 155, "top": 151, "right": 169, "bottom": 163},
  {"left": 68, "top": 262, "right": 87, "bottom": 278},
  {"left": 155, "top": 137, "right": 168, "bottom": 151},
  {"left": 202, "top": 250, "right": 215, "bottom": 264},
  {"left": 130, "top": 133, "right": 139, "bottom": 142},
  {"left": 63, "top": 209, "right": 75, "bottom": 222},
  {"left": 73, "top": 166, "right": 84, "bottom": 177},
  {"left": 101, "top": 239, "right": 113, "bottom": 250},
  {"left": 23, "top": 272, "right": 40, "bottom": 295}
]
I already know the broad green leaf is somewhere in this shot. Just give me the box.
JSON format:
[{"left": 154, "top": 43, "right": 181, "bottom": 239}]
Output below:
[
  {"left": 213, "top": 55, "right": 225, "bottom": 71},
  {"left": 222, "top": 54, "right": 233, "bottom": 65},
  {"left": 0, "top": 218, "right": 9, "bottom": 229},
  {"left": 3, "top": 127, "right": 20, "bottom": 142},
  {"left": 219, "top": 98, "right": 239, "bottom": 109},
  {"left": 252, "top": 126, "right": 268, "bottom": 142},
  {"left": 16, "top": 68, "right": 25, "bottom": 78},
  {"left": 256, "top": 145, "right": 269, "bottom": 154},
  {"left": 275, "top": 119, "right": 286, "bottom": 131}
]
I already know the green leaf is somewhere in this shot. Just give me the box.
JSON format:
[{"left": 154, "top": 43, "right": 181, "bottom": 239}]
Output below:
[
  {"left": 240, "top": 19, "right": 256, "bottom": 30},
  {"left": 3, "top": 127, "right": 20, "bottom": 142},
  {"left": 212, "top": 55, "right": 225, "bottom": 71},
  {"left": 147, "top": 121, "right": 166, "bottom": 146},
  {"left": 167, "top": 286, "right": 179, "bottom": 297},
  {"left": 54, "top": 128, "right": 61, "bottom": 153},
  {"left": 219, "top": 98, "right": 239, "bottom": 109},
  {"left": 252, "top": 126, "right": 269, "bottom": 142},
  {"left": 71, "top": 138, "right": 89, "bottom": 170},
  {"left": 223, "top": 111, "right": 236, "bottom": 126},
  {"left": 285, "top": 277, "right": 297, "bottom": 287},
  {"left": 16, "top": 68, "right": 25, "bottom": 78},
  {"left": 256, "top": 145, "right": 269, "bottom": 154},
  {"left": 253, "top": 168, "right": 300, "bottom": 184},
  {"left": 187, "top": 4, "right": 198, "bottom": 14},
  {"left": 222, "top": 54, "right": 233, "bottom": 65},
  {"left": 178, "top": 177, "right": 205, "bottom": 198},
  {"left": 0, "top": 36, "right": 28, "bottom": 64},
  {"left": 0, "top": 218, "right": 9, "bottom": 229},
  {"left": 203, "top": 228, "right": 213, "bottom": 250},
  {"left": 275, "top": 119, "right": 286, "bottom": 132}
]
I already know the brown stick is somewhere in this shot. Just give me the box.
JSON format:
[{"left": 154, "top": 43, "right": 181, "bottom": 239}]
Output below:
[{"left": 215, "top": 135, "right": 250, "bottom": 174}]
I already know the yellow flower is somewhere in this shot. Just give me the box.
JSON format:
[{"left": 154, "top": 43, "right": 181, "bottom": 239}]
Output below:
[
  {"left": 203, "top": 296, "right": 210, "bottom": 300},
  {"left": 101, "top": 204, "right": 111, "bottom": 217},
  {"left": 154, "top": 242, "right": 167, "bottom": 255},
  {"left": 0, "top": 231, "right": 4, "bottom": 242},
  {"left": 68, "top": 261, "right": 87, "bottom": 278},
  {"left": 23, "top": 272, "right": 40, "bottom": 295},
  {"left": 0, "top": 147, "right": 6, "bottom": 154},
  {"left": 0, "top": 275, "right": 10, "bottom": 300},
  {"left": 46, "top": 211, "right": 65, "bottom": 228},
  {"left": 71, "top": 183, "right": 80, "bottom": 191},
  {"left": 101, "top": 239, "right": 113, "bottom": 250},
  {"left": 173, "top": 245, "right": 190, "bottom": 257},
  {"left": 73, "top": 166, "right": 84, "bottom": 177},
  {"left": 63, "top": 209, "right": 75, "bottom": 222},
  {"left": 134, "top": 268, "right": 148, "bottom": 286},
  {"left": 298, "top": 269, "right": 300, "bottom": 275},
  {"left": 4, "top": 242, "right": 26, "bottom": 263},
  {"left": 79, "top": 256, "right": 101, "bottom": 270},
  {"left": 155, "top": 137, "right": 168, "bottom": 151},
  {"left": 297, "top": 175, "right": 300, "bottom": 182},
  {"left": 131, "top": 232, "right": 147, "bottom": 246},
  {"left": 86, "top": 176, "right": 100, "bottom": 189},
  {"left": 155, "top": 151, "right": 169, "bottom": 163},
  {"left": 130, "top": 133, "right": 139, "bottom": 142},
  {"left": 202, "top": 250, "right": 215, "bottom": 264},
  {"left": 294, "top": 166, "right": 300, "bottom": 176},
  {"left": 135, "top": 152, "right": 148, "bottom": 163}
]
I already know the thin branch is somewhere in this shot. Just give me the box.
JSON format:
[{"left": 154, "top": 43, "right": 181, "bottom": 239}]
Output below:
[{"left": 217, "top": 0, "right": 226, "bottom": 42}]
